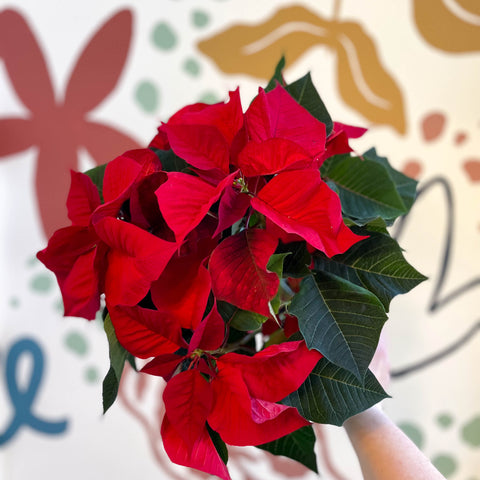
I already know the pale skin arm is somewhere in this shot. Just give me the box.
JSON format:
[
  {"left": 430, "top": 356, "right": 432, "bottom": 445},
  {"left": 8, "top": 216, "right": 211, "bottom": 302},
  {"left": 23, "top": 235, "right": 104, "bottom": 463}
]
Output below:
[
  {"left": 343, "top": 407, "right": 446, "bottom": 480},
  {"left": 343, "top": 334, "right": 446, "bottom": 480}
]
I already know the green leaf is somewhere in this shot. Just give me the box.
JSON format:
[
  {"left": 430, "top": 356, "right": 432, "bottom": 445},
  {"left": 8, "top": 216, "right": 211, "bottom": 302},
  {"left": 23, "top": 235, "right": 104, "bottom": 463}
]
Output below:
[
  {"left": 257, "top": 425, "right": 318, "bottom": 473},
  {"left": 313, "top": 229, "right": 427, "bottom": 312},
  {"left": 84, "top": 163, "right": 107, "bottom": 203},
  {"left": 267, "top": 252, "right": 290, "bottom": 313},
  {"left": 275, "top": 241, "right": 311, "bottom": 278},
  {"left": 102, "top": 314, "right": 129, "bottom": 413},
  {"left": 206, "top": 423, "right": 228, "bottom": 466},
  {"left": 289, "top": 273, "right": 387, "bottom": 380},
  {"left": 151, "top": 148, "right": 190, "bottom": 173},
  {"left": 281, "top": 357, "right": 389, "bottom": 426},
  {"left": 286, "top": 72, "right": 333, "bottom": 136},
  {"left": 217, "top": 301, "right": 267, "bottom": 331},
  {"left": 265, "top": 56, "right": 286, "bottom": 92},
  {"left": 363, "top": 148, "right": 418, "bottom": 215},
  {"left": 321, "top": 154, "right": 408, "bottom": 224}
]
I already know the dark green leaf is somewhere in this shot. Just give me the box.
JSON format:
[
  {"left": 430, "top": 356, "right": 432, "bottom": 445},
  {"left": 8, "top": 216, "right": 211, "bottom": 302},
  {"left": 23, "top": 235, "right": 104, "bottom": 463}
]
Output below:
[
  {"left": 217, "top": 301, "right": 267, "bottom": 331},
  {"left": 84, "top": 163, "right": 107, "bottom": 203},
  {"left": 289, "top": 273, "right": 387, "bottom": 380},
  {"left": 265, "top": 56, "right": 286, "bottom": 92},
  {"left": 267, "top": 252, "right": 290, "bottom": 313},
  {"left": 151, "top": 148, "right": 190, "bottom": 173},
  {"left": 363, "top": 148, "right": 418, "bottom": 215},
  {"left": 275, "top": 241, "right": 311, "bottom": 278},
  {"left": 286, "top": 73, "right": 333, "bottom": 136},
  {"left": 282, "top": 358, "right": 388, "bottom": 426},
  {"left": 313, "top": 230, "right": 427, "bottom": 311},
  {"left": 257, "top": 425, "right": 318, "bottom": 473},
  {"left": 102, "top": 314, "right": 129, "bottom": 413},
  {"left": 102, "top": 366, "right": 119, "bottom": 413},
  {"left": 321, "top": 154, "right": 408, "bottom": 224},
  {"left": 206, "top": 423, "right": 229, "bottom": 466}
]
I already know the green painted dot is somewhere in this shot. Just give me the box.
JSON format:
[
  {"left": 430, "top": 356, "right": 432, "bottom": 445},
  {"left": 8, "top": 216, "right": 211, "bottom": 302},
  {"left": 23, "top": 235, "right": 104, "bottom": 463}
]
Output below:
[
  {"left": 135, "top": 81, "right": 159, "bottom": 112},
  {"left": 183, "top": 58, "right": 201, "bottom": 76},
  {"left": 431, "top": 454, "right": 457, "bottom": 477},
  {"left": 30, "top": 273, "right": 53, "bottom": 293},
  {"left": 437, "top": 413, "right": 454, "bottom": 429},
  {"left": 461, "top": 415, "right": 480, "bottom": 447},
  {"left": 84, "top": 366, "right": 99, "bottom": 383},
  {"left": 192, "top": 10, "right": 209, "bottom": 28},
  {"left": 398, "top": 422, "right": 424, "bottom": 449},
  {"left": 151, "top": 22, "right": 177, "bottom": 50},
  {"left": 64, "top": 331, "right": 88, "bottom": 356},
  {"left": 198, "top": 91, "right": 220, "bottom": 104},
  {"left": 9, "top": 297, "right": 20, "bottom": 308},
  {"left": 54, "top": 298, "right": 64, "bottom": 313},
  {"left": 27, "top": 255, "right": 38, "bottom": 267}
]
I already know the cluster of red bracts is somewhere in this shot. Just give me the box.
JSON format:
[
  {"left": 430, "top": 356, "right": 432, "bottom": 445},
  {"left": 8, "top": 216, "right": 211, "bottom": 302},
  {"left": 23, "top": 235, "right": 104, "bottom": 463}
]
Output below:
[{"left": 38, "top": 84, "right": 366, "bottom": 479}]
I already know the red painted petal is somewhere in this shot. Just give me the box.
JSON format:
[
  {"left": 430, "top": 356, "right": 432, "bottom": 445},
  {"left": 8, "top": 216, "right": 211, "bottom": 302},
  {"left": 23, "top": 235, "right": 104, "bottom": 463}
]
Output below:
[
  {"left": 109, "top": 304, "right": 185, "bottom": 353},
  {"left": 66, "top": 171, "right": 101, "bottom": 226},
  {"left": 64, "top": 10, "right": 133, "bottom": 114},
  {"left": 81, "top": 121, "right": 141, "bottom": 165},
  {"left": 236, "top": 138, "right": 312, "bottom": 177},
  {"left": 163, "top": 370, "right": 213, "bottom": 452},
  {"left": 209, "top": 229, "right": 279, "bottom": 317},
  {"left": 156, "top": 171, "right": 236, "bottom": 243},
  {"left": 151, "top": 254, "right": 211, "bottom": 330},
  {"left": 94, "top": 217, "right": 178, "bottom": 306},
  {"left": 161, "top": 415, "right": 231, "bottom": 480},
  {"left": 209, "top": 362, "right": 308, "bottom": 446},
  {"left": 0, "top": 118, "right": 35, "bottom": 157},
  {"left": 245, "top": 85, "right": 326, "bottom": 158},
  {"left": 220, "top": 341, "right": 321, "bottom": 402},
  {"left": 252, "top": 170, "right": 366, "bottom": 257},
  {"left": 0, "top": 10, "right": 55, "bottom": 112},
  {"left": 163, "top": 124, "right": 230, "bottom": 173},
  {"left": 189, "top": 303, "right": 226, "bottom": 353}
]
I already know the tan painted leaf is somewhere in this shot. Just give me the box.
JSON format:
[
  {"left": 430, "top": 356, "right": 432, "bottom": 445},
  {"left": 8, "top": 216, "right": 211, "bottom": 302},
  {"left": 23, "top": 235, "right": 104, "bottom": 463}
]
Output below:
[
  {"left": 197, "top": 5, "right": 332, "bottom": 79},
  {"left": 414, "top": 0, "right": 480, "bottom": 52},
  {"left": 329, "top": 21, "right": 406, "bottom": 134}
]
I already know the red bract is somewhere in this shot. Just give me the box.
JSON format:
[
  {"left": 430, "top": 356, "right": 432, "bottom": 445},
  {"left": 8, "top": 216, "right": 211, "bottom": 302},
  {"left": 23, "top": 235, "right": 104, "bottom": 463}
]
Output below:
[
  {"left": 209, "top": 228, "right": 279, "bottom": 317},
  {"left": 159, "top": 341, "right": 322, "bottom": 480},
  {"left": 37, "top": 171, "right": 105, "bottom": 319},
  {"left": 252, "top": 169, "right": 367, "bottom": 257},
  {"left": 243, "top": 84, "right": 326, "bottom": 160}
]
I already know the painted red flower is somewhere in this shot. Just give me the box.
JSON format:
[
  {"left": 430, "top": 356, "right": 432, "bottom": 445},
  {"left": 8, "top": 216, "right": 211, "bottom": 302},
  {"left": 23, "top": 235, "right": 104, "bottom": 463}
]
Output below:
[{"left": 0, "top": 8, "right": 140, "bottom": 237}]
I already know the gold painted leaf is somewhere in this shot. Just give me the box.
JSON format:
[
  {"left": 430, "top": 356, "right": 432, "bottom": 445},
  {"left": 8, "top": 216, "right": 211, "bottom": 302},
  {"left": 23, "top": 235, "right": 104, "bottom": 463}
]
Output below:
[
  {"left": 414, "top": 0, "right": 480, "bottom": 52},
  {"left": 329, "top": 21, "right": 406, "bottom": 134},
  {"left": 197, "top": 5, "right": 331, "bottom": 79},
  {"left": 197, "top": 6, "right": 405, "bottom": 133}
]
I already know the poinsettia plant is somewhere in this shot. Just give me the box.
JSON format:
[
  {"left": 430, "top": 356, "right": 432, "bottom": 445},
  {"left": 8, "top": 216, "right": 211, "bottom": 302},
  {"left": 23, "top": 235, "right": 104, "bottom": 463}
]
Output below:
[{"left": 37, "top": 59, "right": 426, "bottom": 479}]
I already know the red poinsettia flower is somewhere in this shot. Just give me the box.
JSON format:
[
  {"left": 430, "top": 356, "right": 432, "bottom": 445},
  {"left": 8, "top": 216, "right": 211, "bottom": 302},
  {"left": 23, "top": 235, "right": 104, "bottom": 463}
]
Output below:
[
  {"left": 120, "top": 304, "right": 322, "bottom": 480},
  {"left": 159, "top": 340, "right": 322, "bottom": 480}
]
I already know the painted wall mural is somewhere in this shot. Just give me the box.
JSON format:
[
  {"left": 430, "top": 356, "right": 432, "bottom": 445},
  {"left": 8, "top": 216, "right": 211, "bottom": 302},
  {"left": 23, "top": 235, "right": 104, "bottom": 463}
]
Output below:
[{"left": 1, "top": 1, "right": 479, "bottom": 479}]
